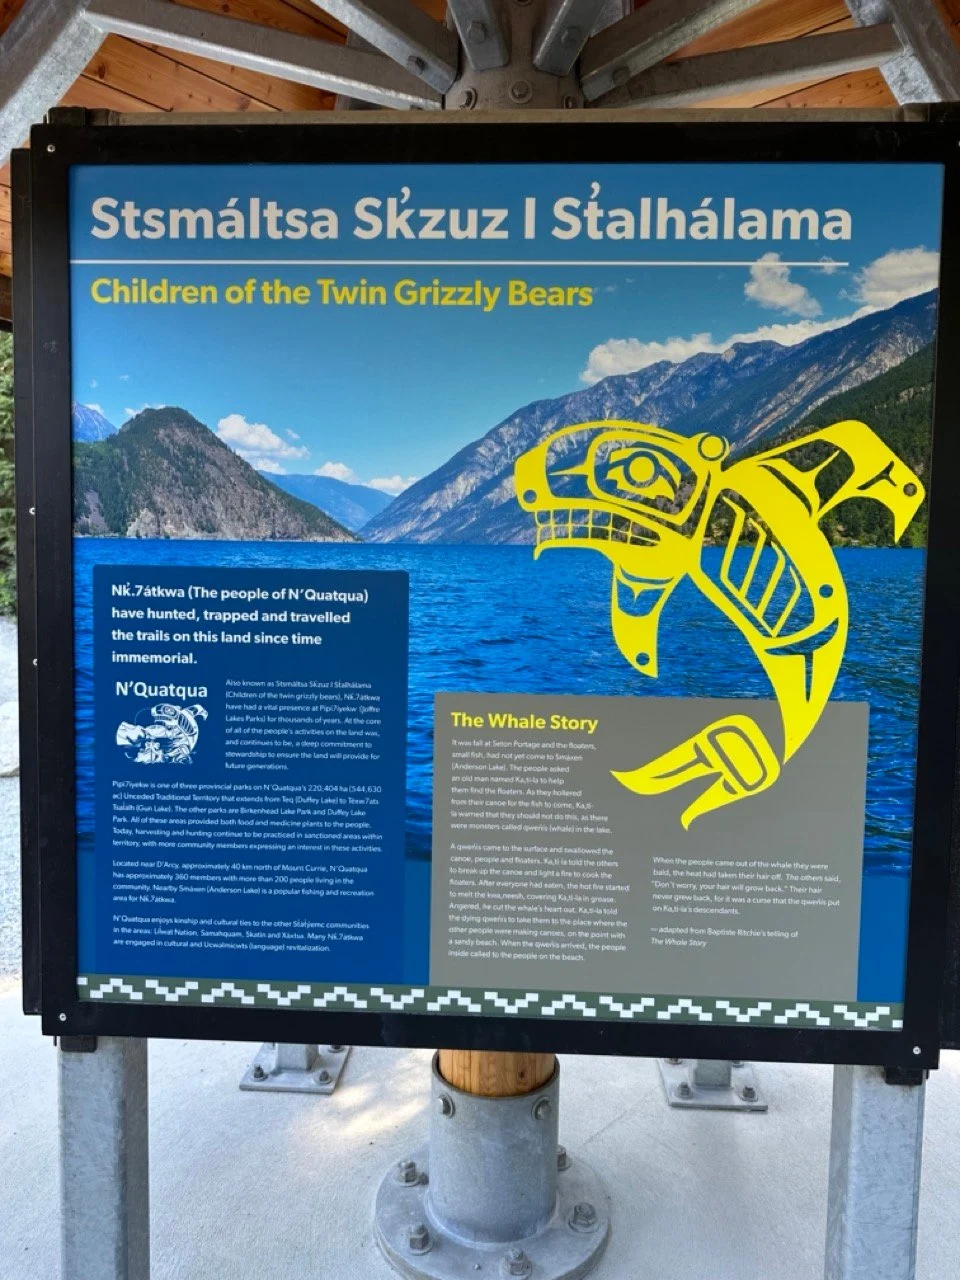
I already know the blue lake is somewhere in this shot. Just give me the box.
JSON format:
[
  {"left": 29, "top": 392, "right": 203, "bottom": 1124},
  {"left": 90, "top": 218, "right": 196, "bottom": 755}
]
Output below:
[{"left": 74, "top": 539, "right": 923, "bottom": 877}]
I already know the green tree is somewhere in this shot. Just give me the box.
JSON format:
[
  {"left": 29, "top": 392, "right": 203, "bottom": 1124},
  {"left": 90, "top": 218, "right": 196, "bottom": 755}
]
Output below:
[{"left": 0, "top": 332, "right": 13, "bottom": 613}]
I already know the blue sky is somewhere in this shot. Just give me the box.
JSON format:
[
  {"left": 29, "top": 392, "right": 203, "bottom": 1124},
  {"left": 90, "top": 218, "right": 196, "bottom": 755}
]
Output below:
[{"left": 69, "top": 162, "right": 944, "bottom": 493}]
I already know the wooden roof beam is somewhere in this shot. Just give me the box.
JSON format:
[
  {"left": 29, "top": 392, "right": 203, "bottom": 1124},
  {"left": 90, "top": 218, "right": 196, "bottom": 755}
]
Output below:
[{"left": 594, "top": 22, "right": 902, "bottom": 108}]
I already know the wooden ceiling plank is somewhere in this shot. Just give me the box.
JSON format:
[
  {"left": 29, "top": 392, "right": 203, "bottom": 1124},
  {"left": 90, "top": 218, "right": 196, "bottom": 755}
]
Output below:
[
  {"left": 0, "top": 186, "right": 9, "bottom": 222},
  {"left": 760, "top": 67, "right": 896, "bottom": 107},
  {"left": 84, "top": 33, "right": 271, "bottom": 114},
  {"left": 140, "top": 41, "right": 336, "bottom": 111},
  {"left": 0, "top": 252, "right": 11, "bottom": 280},
  {"left": 63, "top": 76, "right": 171, "bottom": 114},
  {"left": 675, "top": 0, "right": 850, "bottom": 58},
  {"left": 689, "top": 64, "right": 895, "bottom": 109},
  {"left": 171, "top": 0, "right": 346, "bottom": 44}
]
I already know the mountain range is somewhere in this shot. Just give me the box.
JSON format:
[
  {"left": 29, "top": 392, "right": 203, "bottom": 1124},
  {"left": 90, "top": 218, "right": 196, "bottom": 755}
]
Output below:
[
  {"left": 74, "top": 408, "right": 355, "bottom": 541},
  {"left": 269, "top": 473, "right": 390, "bottom": 532},
  {"left": 72, "top": 402, "right": 117, "bottom": 443},
  {"left": 363, "top": 289, "right": 936, "bottom": 545}
]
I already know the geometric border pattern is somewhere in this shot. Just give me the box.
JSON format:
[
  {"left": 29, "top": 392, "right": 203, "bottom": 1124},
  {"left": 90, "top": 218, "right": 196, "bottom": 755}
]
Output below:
[{"left": 77, "top": 975, "right": 904, "bottom": 1030}]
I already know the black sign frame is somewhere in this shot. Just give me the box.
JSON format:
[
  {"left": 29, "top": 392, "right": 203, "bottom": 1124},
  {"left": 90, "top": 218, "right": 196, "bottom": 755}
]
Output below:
[{"left": 17, "top": 115, "right": 960, "bottom": 1067}]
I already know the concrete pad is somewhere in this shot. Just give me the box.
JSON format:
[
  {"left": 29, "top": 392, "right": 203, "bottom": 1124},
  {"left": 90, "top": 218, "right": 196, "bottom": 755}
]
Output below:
[{"left": 2, "top": 983, "right": 959, "bottom": 1280}]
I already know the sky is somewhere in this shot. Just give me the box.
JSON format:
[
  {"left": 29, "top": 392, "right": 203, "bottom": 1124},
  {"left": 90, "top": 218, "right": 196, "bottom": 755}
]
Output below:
[{"left": 69, "top": 162, "right": 945, "bottom": 495}]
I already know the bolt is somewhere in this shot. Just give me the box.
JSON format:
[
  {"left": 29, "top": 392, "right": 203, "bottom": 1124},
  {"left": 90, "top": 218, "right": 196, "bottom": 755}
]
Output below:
[
  {"left": 501, "top": 1247, "right": 532, "bottom": 1277},
  {"left": 557, "top": 1144, "right": 570, "bottom": 1171},
  {"left": 329, "top": 1045, "right": 345, "bottom": 1053},
  {"left": 562, "top": 94, "right": 579, "bottom": 109},
  {"left": 316, "top": 1068, "right": 332, "bottom": 1085},
  {"left": 407, "top": 55, "right": 426, "bottom": 74},
  {"left": 46, "top": 144, "right": 56, "bottom": 153},
  {"left": 666, "top": 1057, "right": 683, "bottom": 1066},
  {"left": 458, "top": 87, "right": 478, "bottom": 109},
  {"left": 509, "top": 80, "right": 533, "bottom": 104},
  {"left": 913, "top": 1046, "right": 922, "bottom": 1056},
  {"left": 396, "top": 1159, "right": 420, "bottom": 1185},
  {"left": 407, "top": 1222, "right": 431, "bottom": 1255},
  {"left": 252, "top": 1064, "right": 266, "bottom": 1081},
  {"left": 59, "top": 1013, "right": 67, "bottom": 1022},
  {"left": 532, "top": 1096, "right": 551, "bottom": 1121},
  {"left": 675, "top": 1081, "right": 693, "bottom": 1101},
  {"left": 612, "top": 66, "right": 631, "bottom": 86},
  {"left": 739, "top": 1085, "right": 758, "bottom": 1102},
  {"left": 731, "top": 1060, "right": 745, "bottom": 1068},
  {"left": 569, "top": 1201, "right": 599, "bottom": 1233},
  {"left": 467, "top": 19, "right": 488, "bottom": 42},
  {"left": 560, "top": 25, "right": 582, "bottom": 49},
  {"left": 436, "top": 1093, "right": 455, "bottom": 1117}
]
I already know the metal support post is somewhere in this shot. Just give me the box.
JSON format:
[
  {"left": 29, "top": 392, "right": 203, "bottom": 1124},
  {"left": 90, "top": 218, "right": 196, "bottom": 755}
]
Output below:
[
  {"left": 59, "top": 1036, "right": 150, "bottom": 1280},
  {"left": 658, "top": 1057, "right": 767, "bottom": 1111},
  {"left": 239, "top": 1041, "right": 351, "bottom": 1094},
  {"left": 824, "top": 1065, "right": 926, "bottom": 1280},
  {"left": 375, "top": 1053, "right": 609, "bottom": 1280}
]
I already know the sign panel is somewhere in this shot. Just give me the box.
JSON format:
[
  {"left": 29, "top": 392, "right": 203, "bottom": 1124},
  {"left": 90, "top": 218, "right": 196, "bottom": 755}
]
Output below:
[{"left": 22, "top": 121, "right": 960, "bottom": 1063}]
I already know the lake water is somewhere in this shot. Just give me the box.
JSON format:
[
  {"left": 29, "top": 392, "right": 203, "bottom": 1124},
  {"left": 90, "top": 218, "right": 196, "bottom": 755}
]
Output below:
[{"left": 73, "top": 540, "right": 923, "bottom": 878}]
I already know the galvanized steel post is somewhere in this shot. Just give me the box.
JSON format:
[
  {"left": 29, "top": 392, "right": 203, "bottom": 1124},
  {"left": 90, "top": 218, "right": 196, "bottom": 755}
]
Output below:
[
  {"left": 59, "top": 1036, "right": 150, "bottom": 1280},
  {"left": 825, "top": 1064, "right": 926, "bottom": 1280}
]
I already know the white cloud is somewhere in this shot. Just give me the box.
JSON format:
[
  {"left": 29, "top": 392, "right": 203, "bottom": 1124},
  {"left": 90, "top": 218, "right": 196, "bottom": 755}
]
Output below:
[
  {"left": 216, "top": 413, "right": 309, "bottom": 472},
  {"left": 580, "top": 313, "right": 872, "bottom": 383},
  {"left": 580, "top": 246, "right": 938, "bottom": 384},
  {"left": 853, "top": 247, "right": 940, "bottom": 308},
  {"left": 286, "top": 428, "right": 300, "bottom": 441},
  {"left": 314, "top": 461, "right": 357, "bottom": 482},
  {"left": 369, "top": 474, "right": 418, "bottom": 496},
  {"left": 744, "top": 252, "right": 821, "bottom": 318},
  {"left": 119, "top": 374, "right": 130, "bottom": 382},
  {"left": 89, "top": 379, "right": 98, "bottom": 390},
  {"left": 85, "top": 402, "right": 103, "bottom": 414},
  {"left": 124, "top": 403, "right": 165, "bottom": 419}
]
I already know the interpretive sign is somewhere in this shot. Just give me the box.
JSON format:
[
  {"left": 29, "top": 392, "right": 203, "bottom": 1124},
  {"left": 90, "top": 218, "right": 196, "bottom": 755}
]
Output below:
[{"left": 18, "top": 120, "right": 960, "bottom": 1064}]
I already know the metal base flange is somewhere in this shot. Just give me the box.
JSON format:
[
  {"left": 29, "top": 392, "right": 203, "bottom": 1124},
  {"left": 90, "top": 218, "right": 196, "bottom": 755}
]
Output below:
[
  {"left": 375, "top": 1145, "right": 609, "bottom": 1280},
  {"left": 239, "top": 1042, "right": 351, "bottom": 1094},
  {"left": 658, "top": 1058, "right": 767, "bottom": 1111}
]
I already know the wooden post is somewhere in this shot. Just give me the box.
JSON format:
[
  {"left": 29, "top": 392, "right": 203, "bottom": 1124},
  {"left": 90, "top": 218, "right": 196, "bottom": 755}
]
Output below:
[{"left": 438, "top": 1049, "right": 555, "bottom": 1097}]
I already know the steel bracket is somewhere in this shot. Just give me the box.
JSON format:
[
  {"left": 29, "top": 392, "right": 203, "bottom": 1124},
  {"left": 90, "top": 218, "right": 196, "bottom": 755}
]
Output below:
[
  {"left": 658, "top": 1057, "right": 768, "bottom": 1111},
  {"left": 884, "top": 1065, "right": 927, "bottom": 1087},
  {"left": 58, "top": 1035, "right": 98, "bottom": 1053},
  {"left": 239, "top": 1041, "right": 351, "bottom": 1094}
]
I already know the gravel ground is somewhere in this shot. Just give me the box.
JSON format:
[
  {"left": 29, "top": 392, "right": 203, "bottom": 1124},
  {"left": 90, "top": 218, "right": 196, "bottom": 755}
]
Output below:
[{"left": 0, "top": 617, "right": 20, "bottom": 987}]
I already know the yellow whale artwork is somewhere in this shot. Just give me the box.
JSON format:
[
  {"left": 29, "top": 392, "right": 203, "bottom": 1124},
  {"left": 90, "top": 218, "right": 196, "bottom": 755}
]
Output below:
[{"left": 514, "top": 419, "right": 925, "bottom": 830}]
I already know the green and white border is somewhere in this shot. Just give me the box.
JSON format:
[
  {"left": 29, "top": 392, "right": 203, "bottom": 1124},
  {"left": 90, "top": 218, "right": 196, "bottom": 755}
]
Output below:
[{"left": 77, "top": 976, "right": 903, "bottom": 1030}]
